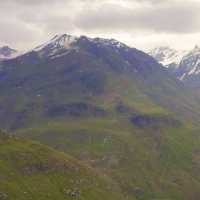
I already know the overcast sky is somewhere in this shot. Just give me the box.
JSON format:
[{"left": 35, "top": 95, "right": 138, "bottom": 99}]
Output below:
[{"left": 1, "top": 0, "right": 200, "bottom": 51}]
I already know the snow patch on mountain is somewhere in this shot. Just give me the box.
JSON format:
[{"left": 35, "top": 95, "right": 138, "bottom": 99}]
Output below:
[
  {"left": 149, "top": 45, "right": 200, "bottom": 86},
  {"left": 31, "top": 34, "right": 130, "bottom": 60},
  {"left": 176, "top": 45, "right": 200, "bottom": 80},
  {"left": 148, "top": 46, "right": 187, "bottom": 68},
  {"left": 32, "top": 34, "right": 79, "bottom": 59},
  {"left": 92, "top": 38, "right": 128, "bottom": 49},
  {"left": 34, "top": 34, "right": 78, "bottom": 52}
]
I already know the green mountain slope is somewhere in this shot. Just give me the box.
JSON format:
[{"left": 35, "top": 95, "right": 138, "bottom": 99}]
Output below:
[
  {"left": 17, "top": 118, "right": 200, "bottom": 200},
  {"left": 1, "top": 35, "right": 200, "bottom": 130},
  {"left": 1, "top": 35, "right": 200, "bottom": 199},
  {"left": 0, "top": 131, "right": 124, "bottom": 200}
]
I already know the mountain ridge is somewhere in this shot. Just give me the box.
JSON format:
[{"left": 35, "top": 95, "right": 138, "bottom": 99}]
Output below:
[
  {"left": 149, "top": 45, "right": 200, "bottom": 87},
  {"left": 148, "top": 46, "right": 187, "bottom": 69},
  {"left": 1, "top": 34, "right": 200, "bottom": 200}
]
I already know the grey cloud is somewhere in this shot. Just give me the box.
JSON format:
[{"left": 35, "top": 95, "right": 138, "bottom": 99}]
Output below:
[
  {"left": 1, "top": 0, "right": 98, "bottom": 6},
  {"left": 0, "top": 0, "right": 199, "bottom": 50},
  {"left": 0, "top": 19, "right": 40, "bottom": 48},
  {"left": 19, "top": 11, "right": 75, "bottom": 33},
  {"left": 134, "top": 0, "right": 170, "bottom": 4},
  {"left": 74, "top": 2, "right": 200, "bottom": 34},
  {"left": 0, "top": 0, "right": 77, "bottom": 49},
  {"left": 32, "top": 16, "right": 75, "bottom": 34},
  {"left": 1, "top": 0, "right": 63, "bottom": 6}
]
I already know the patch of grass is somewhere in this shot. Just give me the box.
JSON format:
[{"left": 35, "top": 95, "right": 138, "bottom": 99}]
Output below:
[
  {"left": 0, "top": 135, "right": 124, "bottom": 200},
  {"left": 16, "top": 117, "right": 200, "bottom": 200}
]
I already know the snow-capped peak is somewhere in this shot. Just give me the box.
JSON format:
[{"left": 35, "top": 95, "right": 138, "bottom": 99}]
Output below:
[
  {"left": 31, "top": 34, "right": 130, "bottom": 59},
  {"left": 34, "top": 34, "right": 78, "bottom": 52},
  {"left": 176, "top": 45, "right": 200, "bottom": 80},
  {"left": 32, "top": 34, "right": 79, "bottom": 59},
  {"left": 148, "top": 46, "right": 187, "bottom": 68},
  {"left": 149, "top": 45, "right": 200, "bottom": 83}
]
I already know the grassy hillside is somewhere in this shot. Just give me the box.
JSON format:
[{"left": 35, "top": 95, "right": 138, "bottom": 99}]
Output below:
[
  {"left": 1, "top": 36, "right": 200, "bottom": 199},
  {"left": 16, "top": 117, "right": 200, "bottom": 200},
  {"left": 0, "top": 131, "right": 124, "bottom": 200}
]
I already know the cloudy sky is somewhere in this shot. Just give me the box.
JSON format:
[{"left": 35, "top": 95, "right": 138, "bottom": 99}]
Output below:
[{"left": 1, "top": 0, "right": 200, "bottom": 51}]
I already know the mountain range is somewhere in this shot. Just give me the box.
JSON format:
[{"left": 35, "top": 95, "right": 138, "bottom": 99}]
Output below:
[
  {"left": 1, "top": 34, "right": 200, "bottom": 200},
  {"left": 149, "top": 45, "right": 200, "bottom": 87}
]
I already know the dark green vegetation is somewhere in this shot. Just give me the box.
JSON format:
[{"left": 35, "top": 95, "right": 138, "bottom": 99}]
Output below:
[
  {"left": 0, "top": 131, "right": 123, "bottom": 200},
  {"left": 1, "top": 35, "right": 200, "bottom": 199}
]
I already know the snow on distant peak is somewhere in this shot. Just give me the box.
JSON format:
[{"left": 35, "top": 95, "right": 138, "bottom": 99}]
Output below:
[
  {"left": 176, "top": 45, "right": 200, "bottom": 79},
  {"left": 149, "top": 45, "right": 200, "bottom": 82},
  {"left": 148, "top": 46, "right": 187, "bottom": 68}
]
